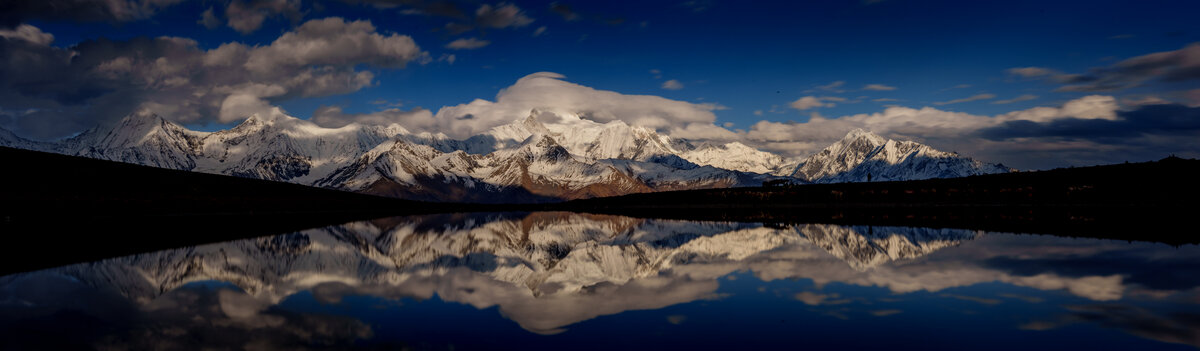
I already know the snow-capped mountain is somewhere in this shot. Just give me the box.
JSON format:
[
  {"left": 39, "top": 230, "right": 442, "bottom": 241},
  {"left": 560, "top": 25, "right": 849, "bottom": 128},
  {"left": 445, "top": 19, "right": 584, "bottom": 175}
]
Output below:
[
  {"left": 0, "top": 110, "right": 1009, "bottom": 202},
  {"left": 192, "top": 111, "right": 409, "bottom": 183},
  {"left": 63, "top": 112, "right": 208, "bottom": 170},
  {"left": 680, "top": 141, "right": 791, "bottom": 175},
  {"left": 788, "top": 128, "right": 1011, "bottom": 183},
  {"left": 0, "top": 125, "right": 51, "bottom": 151},
  {"left": 440, "top": 110, "right": 690, "bottom": 162},
  {"left": 0, "top": 213, "right": 977, "bottom": 333}
]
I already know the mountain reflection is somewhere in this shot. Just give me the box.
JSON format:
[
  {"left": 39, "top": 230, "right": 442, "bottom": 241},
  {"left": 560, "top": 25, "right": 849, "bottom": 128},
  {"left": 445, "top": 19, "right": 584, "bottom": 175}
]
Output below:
[{"left": 1, "top": 212, "right": 1197, "bottom": 349}]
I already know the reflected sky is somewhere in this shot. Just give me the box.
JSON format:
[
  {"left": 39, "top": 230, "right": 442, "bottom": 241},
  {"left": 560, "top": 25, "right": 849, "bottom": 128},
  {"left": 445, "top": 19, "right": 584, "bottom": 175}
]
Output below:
[{"left": 1, "top": 212, "right": 1198, "bottom": 350}]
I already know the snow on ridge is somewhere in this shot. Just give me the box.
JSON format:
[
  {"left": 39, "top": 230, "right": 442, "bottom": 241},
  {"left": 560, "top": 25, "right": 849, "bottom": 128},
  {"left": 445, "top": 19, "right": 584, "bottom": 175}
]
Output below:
[{"left": 1, "top": 109, "right": 1009, "bottom": 201}]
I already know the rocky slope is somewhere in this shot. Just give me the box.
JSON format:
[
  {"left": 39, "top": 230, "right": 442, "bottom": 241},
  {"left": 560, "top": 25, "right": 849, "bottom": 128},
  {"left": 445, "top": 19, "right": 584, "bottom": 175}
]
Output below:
[{"left": 789, "top": 129, "right": 1012, "bottom": 183}]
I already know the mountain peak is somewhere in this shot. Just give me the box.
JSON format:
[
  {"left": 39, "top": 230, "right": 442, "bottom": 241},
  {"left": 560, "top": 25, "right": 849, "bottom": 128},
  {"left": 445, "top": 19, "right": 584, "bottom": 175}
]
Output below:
[
  {"left": 841, "top": 128, "right": 885, "bottom": 143},
  {"left": 229, "top": 109, "right": 298, "bottom": 133},
  {"left": 241, "top": 108, "right": 296, "bottom": 125},
  {"left": 123, "top": 111, "right": 164, "bottom": 122},
  {"left": 522, "top": 109, "right": 553, "bottom": 135},
  {"left": 113, "top": 112, "right": 171, "bottom": 131},
  {"left": 792, "top": 128, "right": 1008, "bottom": 182}
]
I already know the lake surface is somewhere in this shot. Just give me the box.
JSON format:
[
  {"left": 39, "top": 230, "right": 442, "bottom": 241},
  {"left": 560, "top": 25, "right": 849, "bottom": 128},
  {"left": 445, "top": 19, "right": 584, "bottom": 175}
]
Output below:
[{"left": 1, "top": 212, "right": 1197, "bottom": 350}]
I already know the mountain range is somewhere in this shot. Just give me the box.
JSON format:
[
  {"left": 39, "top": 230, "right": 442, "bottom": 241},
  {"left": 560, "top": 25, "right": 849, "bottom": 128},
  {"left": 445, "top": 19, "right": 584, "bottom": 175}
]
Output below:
[{"left": 0, "top": 109, "right": 1011, "bottom": 202}]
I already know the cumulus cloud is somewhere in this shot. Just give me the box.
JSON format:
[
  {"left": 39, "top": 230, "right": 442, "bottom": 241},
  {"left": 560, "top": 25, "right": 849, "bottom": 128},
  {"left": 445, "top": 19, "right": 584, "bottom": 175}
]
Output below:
[
  {"left": 224, "top": 0, "right": 304, "bottom": 34},
  {"left": 862, "top": 83, "right": 896, "bottom": 91},
  {"left": 739, "top": 93, "right": 1200, "bottom": 168},
  {"left": 445, "top": 37, "right": 490, "bottom": 49},
  {"left": 246, "top": 17, "right": 423, "bottom": 71},
  {"left": 661, "top": 79, "right": 684, "bottom": 90},
  {"left": 740, "top": 95, "right": 1147, "bottom": 164},
  {"left": 0, "top": 19, "right": 426, "bottom": 139},
  {"left": 0, "top": 23, "right": 53, "bottom": 45},
  {"left": 0, "top": 0, "right": 183, "bottom": 28},
  {"left": 430, "top": 72, "right": 725, "bottom": 138},
  {"left": 933, "top": 93, "right": 995, "bottom": 105}
]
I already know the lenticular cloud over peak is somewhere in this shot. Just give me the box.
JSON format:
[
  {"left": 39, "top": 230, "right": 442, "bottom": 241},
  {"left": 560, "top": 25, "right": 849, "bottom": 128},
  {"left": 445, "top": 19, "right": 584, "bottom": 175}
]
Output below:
[{"left": 429, "top": 72, "right": 724, "bottom": 139}]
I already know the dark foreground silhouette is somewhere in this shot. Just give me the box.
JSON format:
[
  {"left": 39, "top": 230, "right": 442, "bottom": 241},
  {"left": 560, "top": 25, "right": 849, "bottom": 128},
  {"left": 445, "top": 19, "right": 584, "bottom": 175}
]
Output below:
[
  {"left": 550, "top": 156, "right": 1200, "bottom": 245},
  {"left": 2, "top": 146, "right": 1197, "bottom": 274},
  {"left": 0, "top": 147, "right": 479, "bottom": 274}
]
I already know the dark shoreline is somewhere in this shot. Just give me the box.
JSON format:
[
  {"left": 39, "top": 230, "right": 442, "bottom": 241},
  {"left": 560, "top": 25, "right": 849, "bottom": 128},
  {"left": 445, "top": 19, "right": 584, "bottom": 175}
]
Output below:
[{"left": 3, "top": 146, "right": 1198, "bottom": 275}]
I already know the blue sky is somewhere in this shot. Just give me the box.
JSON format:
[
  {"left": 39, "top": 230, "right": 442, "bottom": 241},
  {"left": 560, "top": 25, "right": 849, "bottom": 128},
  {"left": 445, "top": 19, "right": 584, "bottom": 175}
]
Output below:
[{"left": 2, "top": 0, "right": 1199, "bottom": 168}]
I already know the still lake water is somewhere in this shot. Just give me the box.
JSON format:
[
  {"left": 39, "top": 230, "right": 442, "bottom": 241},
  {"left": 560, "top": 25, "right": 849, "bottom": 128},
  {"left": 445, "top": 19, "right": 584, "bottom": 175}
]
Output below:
[{"left": 1, "top": 212, "right": 1197, "bottom": 350}]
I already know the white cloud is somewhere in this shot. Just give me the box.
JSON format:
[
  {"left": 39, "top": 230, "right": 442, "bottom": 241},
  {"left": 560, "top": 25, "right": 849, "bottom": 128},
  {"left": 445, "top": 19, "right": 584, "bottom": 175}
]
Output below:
[
  {"left": 445, "top": 37, "right": 490, "bottom": 50},
  {"left": 198, "top": 7, "right": 221, "bottom": 29},
  {"left": 661, "top": 79, "right": 684, "bottom": 90},
  {"left": 816, "top": 80, "right": 846, "bottom": 93},
  {"left": 533, "top": 26, "right": 547, "bottom": 37},
  {"left": 0, "top": 18, "right": 428, "bottom": 139},
  {"left": 224, "top": 0, "right": 303, "bottom": 35},
  {"left": 246, "top": 17, "right": 423, "bottom": 73},
  {"left": 217, "top": 83, "right": 286, "bottom": 123},
  {"left": 430, "top": 72, "right": 724, "bottom": 138},
  {"left": 742, "top": 95, "right": 1124, "bottom": 160},
  {"left": 475, "top": 3, "right": 533, "bottom": 29},
  {"left": 0, "top": 24, "right": 54, "bottom": 45},
  {"left": 790, "top": 96, "right": 837, "bottom": 110},
  {"left": 862, "top": 83, "right": 896, "bottom": 91},
  {"left": 670, "top": 122, "right": 738, "bottom": 140},
  {"left": 933, "top": 93, "right": 995, "bottom": 105},
  {"left": 311, "top": 105, "right": 435, "bottom": 129},
  {"left": 997, "top": 95, "right": 1117, "bottom": 122}
]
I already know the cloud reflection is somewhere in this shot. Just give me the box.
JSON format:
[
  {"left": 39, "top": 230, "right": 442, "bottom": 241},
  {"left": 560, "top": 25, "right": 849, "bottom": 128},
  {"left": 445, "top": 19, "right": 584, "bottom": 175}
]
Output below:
[{"left": 0, "top": 212, "right": 1195, "bottom": 346}]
